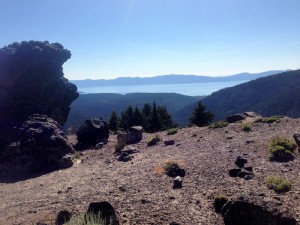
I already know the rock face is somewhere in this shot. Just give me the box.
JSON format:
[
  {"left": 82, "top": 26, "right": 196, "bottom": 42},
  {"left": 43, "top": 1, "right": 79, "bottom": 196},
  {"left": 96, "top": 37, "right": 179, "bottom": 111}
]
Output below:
[
  {"left": 0, "top": 41, "right": 78, "bottom": 126},
  {"left": 76, "top": 118, "right": 109, "bottom": 146},
  {"left": 117, "top": 126, "right": 143, "bottom": 144},
  {"left": 221, "top": 195, "right": 297, "bottom": 225},
  {"left": 2, "top": 115, "right": 74, "bottom": 171},
  {"left": 0, "top": 41, "right": 78, "bottom": 151}
]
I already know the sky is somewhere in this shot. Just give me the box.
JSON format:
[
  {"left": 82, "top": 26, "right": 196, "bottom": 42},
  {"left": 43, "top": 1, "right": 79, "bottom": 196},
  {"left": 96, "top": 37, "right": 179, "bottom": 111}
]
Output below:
[{"left": 0, "top": 0, "right": 300, "bottom": 80}]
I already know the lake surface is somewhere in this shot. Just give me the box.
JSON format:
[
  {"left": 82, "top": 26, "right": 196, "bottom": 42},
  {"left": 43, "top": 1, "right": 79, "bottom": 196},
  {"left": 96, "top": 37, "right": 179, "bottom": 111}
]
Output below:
[{"left": 78, "top": 80, "right": 248, "bottom": 96}]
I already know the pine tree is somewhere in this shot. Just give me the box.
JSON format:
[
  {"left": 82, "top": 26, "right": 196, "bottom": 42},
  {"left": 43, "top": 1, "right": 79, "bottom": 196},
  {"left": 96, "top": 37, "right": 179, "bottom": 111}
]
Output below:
[
  {"left": 108, "top": 110, "right": 120, "bottom": 131},
  {"left": 133, "top": 106, "right": 144, "bottom": 126},
  {"left": 189, "top": 101, "right": 214, "bottom": 127},
  {"left": 120, "top": 106, "right": 134, "bottom": 129},
  {"left": 158, "top": 106, "right": 174, "bottom": 130},
  {"left": 148, "top": 102, "right": 160, "bottom": 132}
]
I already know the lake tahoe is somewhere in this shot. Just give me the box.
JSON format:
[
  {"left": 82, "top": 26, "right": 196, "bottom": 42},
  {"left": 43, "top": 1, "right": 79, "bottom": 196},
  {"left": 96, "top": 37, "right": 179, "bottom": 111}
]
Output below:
[{"left": 78, "top": 80, "right": 248, "bottom": 96}]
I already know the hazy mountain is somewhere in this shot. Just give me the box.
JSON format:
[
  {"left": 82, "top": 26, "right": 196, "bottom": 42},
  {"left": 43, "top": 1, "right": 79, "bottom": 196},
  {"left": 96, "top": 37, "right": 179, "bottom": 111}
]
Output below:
[
  {"left": 202, "top": 70, "right": 300, "bottom": 120},
  {"left": 71, "top": 70, "right": 285, "bottom": 88}
]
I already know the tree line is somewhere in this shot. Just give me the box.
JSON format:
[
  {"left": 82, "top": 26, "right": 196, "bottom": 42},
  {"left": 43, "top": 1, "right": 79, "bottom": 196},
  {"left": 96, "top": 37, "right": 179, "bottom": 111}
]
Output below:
[{"left": 108, "top": 101, "right": 214, "bottom": 132}]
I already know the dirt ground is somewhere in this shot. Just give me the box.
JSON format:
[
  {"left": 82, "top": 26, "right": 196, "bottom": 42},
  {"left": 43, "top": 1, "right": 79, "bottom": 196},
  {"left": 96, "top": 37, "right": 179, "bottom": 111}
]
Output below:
[{"left": 0, "top": 118, "right": 300, "bottom": 225}]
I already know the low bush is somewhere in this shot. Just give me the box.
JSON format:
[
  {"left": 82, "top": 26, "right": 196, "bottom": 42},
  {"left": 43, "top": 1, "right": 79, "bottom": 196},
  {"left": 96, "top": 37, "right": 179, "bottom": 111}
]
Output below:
[
  {"left": 214, "top": 194, "right": 229, "bottom": 213},
  {"left": 256, "top": 116, "right": 281, "bottom": 123},
  {"left": 241, "top": 122, "right": 252, "bottom": 132},
  {"left": 269, "top": 136, "right": 296, "bottom": 161},
  {"left": 209, "top": 121, "right": 228, "bottom": 129},
  {"left": 163, "top": 161, "right": 179, "bottom": 173},
  {"left": 114, "top": 142, "right": 125, "bottom": 153},
  {"left": 265, "top": 175, "right": 291, "bottom": 193},
  {"left": 167, "top": 128, "right": 178, "bottom": 135},
  {"left": 147, "top": 135, "right": 160, "bottom": 146}
]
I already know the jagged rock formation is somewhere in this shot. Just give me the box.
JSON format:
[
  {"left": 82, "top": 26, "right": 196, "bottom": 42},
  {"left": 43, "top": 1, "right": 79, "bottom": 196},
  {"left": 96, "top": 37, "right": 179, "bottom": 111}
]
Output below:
[
  {"left": 2, "top": 114, "right": 74, "bottom": 171},
  {"left": 0, "top": 41, "right": 78, "bottom": 150},
  {"left": 0, "top": 41, "right": 78, "bottom": 171}
]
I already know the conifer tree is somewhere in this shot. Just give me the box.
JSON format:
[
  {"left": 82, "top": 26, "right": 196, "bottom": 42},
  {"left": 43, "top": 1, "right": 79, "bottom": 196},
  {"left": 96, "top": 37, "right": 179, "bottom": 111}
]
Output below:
[
  {"left": 108, "top": 110, "right": 119, "bottom": 131},
  {"left": 158, "top": 106, "right": 174, "bottom": 130},
  {"left": 189, "top": 101, "right": 214, "bottom": 127}
]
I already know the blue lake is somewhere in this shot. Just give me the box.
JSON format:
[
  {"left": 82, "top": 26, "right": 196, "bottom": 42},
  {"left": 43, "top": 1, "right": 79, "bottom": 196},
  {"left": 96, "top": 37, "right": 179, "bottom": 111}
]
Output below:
[{"left": 78, "top": 80, "right": 248, "bottom": 96}]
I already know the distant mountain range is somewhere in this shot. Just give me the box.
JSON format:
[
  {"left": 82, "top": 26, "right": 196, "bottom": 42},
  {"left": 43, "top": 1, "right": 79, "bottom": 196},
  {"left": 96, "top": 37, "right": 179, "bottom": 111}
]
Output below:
[
  {"left": 71, "top": 70, "right": 285, "bottom": 87},
  {"left": 65, "top": 69, "right": 299, "bottom": 130}
]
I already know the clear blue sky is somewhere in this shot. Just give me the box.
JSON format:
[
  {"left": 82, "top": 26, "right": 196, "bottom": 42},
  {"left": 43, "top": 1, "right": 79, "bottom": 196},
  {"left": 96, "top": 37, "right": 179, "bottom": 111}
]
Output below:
[{"left": 1, "top": 0, "right": 300, "bottom": 80}]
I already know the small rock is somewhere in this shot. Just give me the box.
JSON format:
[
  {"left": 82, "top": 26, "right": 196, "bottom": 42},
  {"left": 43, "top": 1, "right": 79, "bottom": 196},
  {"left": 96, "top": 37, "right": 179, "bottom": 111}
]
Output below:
[
  {"left": 170, "top": 222, "right": 181, "bottom": 225},
  {"left": 164, "top": 140, "right": 175, "bottom": 146},
  {"left": 95, "top": 142, "right": 104, "bottom": 149},
  {"left": 173, "top": 176, "right": 182, "bottom": 189},
  {"left": 117, "top": 152, "right": 133, "bottom": 162},
  {"left": 229, "top": 168, "right": 241, "bottom": 177},
  {"left": 293, "top": 133, "right": 300, "bottom": 147},
  {"left": 235, "top": 156, "right": 248, "bottom": 168},
  {"left": 55, "top": 210, "right": 71, "bottom": 225}
]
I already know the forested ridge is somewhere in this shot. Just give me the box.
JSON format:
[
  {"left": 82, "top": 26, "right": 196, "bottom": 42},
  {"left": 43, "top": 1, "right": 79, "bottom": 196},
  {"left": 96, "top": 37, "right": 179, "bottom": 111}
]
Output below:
[{"left": 202, "top": 70, "right": 300, "bottom": 120}]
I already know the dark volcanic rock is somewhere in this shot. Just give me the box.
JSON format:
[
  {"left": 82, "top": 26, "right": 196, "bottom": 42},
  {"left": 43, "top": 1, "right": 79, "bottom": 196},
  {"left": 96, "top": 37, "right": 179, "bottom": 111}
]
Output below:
[
  {"left": 173, "top": 176, "right": 182, "bottom": 189},
  {"left": 221, "top": 195, "right": 297, "bottom": 225},
  {"left": 227, "top": 113, "right": 247, "bottom": 123},
  {"left": 0, "top": 41, "right": 78, "bottom": 126},
  {"left": 77, "top": 118, "right": 109, "bottom": 146},
  {"left": 235, "top": 156, "right": 248, "bottom": 168},
  {"left": 86, "top": 201, "right": 119, "bottom": 225},
  {"left": 2, "top": 114, "right": 74, "bottom": 171},
  {"left": 0, "top": 41, "right": 78, "bottom": 151},
  {"left": 56, "top": 210, "right": 71, "bottom": 225},
  {"left": 293, "top": 133, "right": 300, "bottom": 147}
]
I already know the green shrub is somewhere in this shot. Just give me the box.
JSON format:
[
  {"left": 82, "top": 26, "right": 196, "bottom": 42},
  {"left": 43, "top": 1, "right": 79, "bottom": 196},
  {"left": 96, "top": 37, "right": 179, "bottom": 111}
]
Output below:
[
  {"left": 265, "top": 176, "right": 291, "bottom": 193},
  {"left": 209, "top": 121, "right": 228, "bottom": 129},
  {"left": 163, "top": 161, "right": 178, "bottom": 171},
  {"left": 167, "top": 128, "right": 178, "bottom": 135},
  {"left": 147, "top": 135, "right": 160, "bottom": 146},
  {"left": 114, "top": 142, "right": 125, "bottom": 153},
  {"left": 214, "top": 194, "right": 229, "bottom": 213},
  {"left": 256, "top": 116, "right": 281, "bottom": 123},
  {"left": 65, "top": 212, "right": 106, "bottom": 225},
  {"left": 241, "top": 123, "right": 252, "bottom": 132},
  {"left": 269, "top": 136, "right": 296, "bottom": 161}
]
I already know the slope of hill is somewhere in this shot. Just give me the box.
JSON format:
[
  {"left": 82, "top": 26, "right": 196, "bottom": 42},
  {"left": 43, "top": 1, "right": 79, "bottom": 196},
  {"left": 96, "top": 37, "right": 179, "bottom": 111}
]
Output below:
[
  {"left": 202, "top": 70, "right": 300, "bottom": 120},
  {"left": 65, "top": 93, "right": 203, "bottom": 130},
  {"left": 1, "top": 118, "right": 300, "bottom": 224},
  {"left": 71, "top": 70, "right": 284, "bottom": 88}
]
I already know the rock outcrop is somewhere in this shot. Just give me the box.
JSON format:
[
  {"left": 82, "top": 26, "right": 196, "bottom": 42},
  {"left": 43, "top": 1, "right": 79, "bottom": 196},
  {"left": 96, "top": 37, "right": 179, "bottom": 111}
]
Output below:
[
  {"left": 2, "top": 115, "right": 74, "bottom": 171},
  {"left": 76, "top": 118, "right": 109, "bottom": 146},
  {"left": 0, "top": 41, "right": 78, "bottom": 126},
  {"left": 0, "top": 41, "right": 78, "bottom": 151},
  {"left": 221, "top": 195, "right": 297, "bottom": 225},
  {"left": 0, "top": 41, "right": 78, "bottom": 171}
]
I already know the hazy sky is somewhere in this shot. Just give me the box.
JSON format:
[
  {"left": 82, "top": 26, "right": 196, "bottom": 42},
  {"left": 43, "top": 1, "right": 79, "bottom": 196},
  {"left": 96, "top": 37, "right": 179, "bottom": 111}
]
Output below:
[{"left": 1, "top": 0, "right": 300, "bottom": 80}]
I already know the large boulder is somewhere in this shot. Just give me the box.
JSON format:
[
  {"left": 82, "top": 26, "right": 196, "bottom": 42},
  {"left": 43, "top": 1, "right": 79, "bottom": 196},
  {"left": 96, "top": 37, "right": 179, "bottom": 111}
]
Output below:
[
  {"left": 221, "top": 195, "right": 297, "bottom": 225},
  {"left": 2, "top": 114, "right": 74, "bottom": 171},
  {"left": 0, "top": 41, "right": 78, "bottom": 151},
  {"left": 77, "top": 118, "right": 109, "bottom": 146},
  {"left": 117, "top": 126, "right": 143, "bottom": 144}
]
